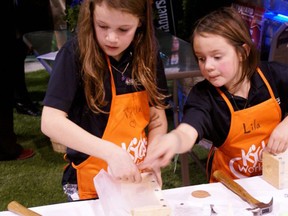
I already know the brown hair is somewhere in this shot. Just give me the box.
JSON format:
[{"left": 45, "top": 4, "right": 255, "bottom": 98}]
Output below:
[
  {"left": 76, "top": 0, "right": 168, "bottom": 113},
  {"left": 191, "top": 7, "right": 260, "bottom": 86}
]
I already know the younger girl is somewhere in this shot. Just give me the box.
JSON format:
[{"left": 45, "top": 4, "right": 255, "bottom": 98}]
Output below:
[
  {"left": 140, "top": 7, "right": 288, "bottom": 182},
  {"left": 41, "top": 0, "right": 169, "bottom": 200}
]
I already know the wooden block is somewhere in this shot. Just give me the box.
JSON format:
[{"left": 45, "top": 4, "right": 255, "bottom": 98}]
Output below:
[
  {"left": 130, "top": 172, "right": 172, "bottom": 216},
  {"left": 262, "top": 150, "right": 288, "bottom": 189},
  {"left": 131, "top": 205, "right": 171, "bottom": 216},
  {"left": 94, "top": 170, "right": 172, "bottom": 215}
]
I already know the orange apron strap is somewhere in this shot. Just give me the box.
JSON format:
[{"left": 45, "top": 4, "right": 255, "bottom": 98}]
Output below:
[
  {"left": 106, "top": 55, "right": 116, "bottom": 96},
  {"left": 206, "top": 145, "right": 215, "bottom": 181},
  {"left": 216, "top": 88, "right": 234, "bottom": 113},
  {"left": 256, "top": 68, "right": 276, "bottom": 98}
]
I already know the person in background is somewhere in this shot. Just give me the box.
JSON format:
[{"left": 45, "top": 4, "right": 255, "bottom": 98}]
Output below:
[
  {"left": 49, "top": 0, "right": 68, "bottom": 48},
  {"left": 41, "top": 0, "right": 169, "bottom": 201},
  {"left": 14, "top": 38, "right": 41, "bottom": 117},
  {"left": 139, "top": 7, "right": 288, "bottom": 182},
  {"left": 0, "top": 0, "right": 35, "bottom": 161},
  {"left": 14, "top": 0, "right": 53, "bottom": 116}
]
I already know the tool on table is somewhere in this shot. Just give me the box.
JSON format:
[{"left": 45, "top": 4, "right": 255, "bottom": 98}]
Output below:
[
  {"left": 213, "top": 170, "right": 273, "bottom": 215},
  {"left": 210, "top": 204, "right": 217, "bottom": 215},
  {"left": 7, "top": 201, "right": 41, "bottom": 216}
]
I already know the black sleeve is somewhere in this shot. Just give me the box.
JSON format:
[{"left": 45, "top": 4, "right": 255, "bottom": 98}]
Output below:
[
  {"left": 43, "top": 37, "right": 81, "bottom": 113},
  {"left": 181, "top": 80, "right": 231, "bottom": 146},
  {"left": 181, "top": 80, "right": 214, "bottom": 142}
]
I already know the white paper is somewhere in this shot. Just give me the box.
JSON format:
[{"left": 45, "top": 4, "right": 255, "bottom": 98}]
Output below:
[
  {"left": 37, "top": 51, "right": 58, "bottom": 60},
  {"left": 94, "top": 170, "right": 170, "bottom": 216}
]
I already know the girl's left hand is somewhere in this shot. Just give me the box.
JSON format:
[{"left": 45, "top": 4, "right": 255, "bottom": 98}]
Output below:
[{"left": 266, "top": 118, "right": 288, "bottom": 154}]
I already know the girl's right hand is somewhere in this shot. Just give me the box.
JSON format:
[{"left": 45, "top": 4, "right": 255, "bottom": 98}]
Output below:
[
  {"left": 138, "top": 132, "right": 180, "bottom": 170},
  {"left": 138, "top": 123, "right": 198, "bottom": 171},
  {"left": 107, "top": 148, "right": 142, "bottom": 183}
]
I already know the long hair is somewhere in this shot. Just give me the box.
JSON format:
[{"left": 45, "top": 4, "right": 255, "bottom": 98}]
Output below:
[
  {"left": 191, "top": 7, "right": 260, "bottom": 86},
  {"left": 77, "top": 0, "right": 167, "bottom": 113}
]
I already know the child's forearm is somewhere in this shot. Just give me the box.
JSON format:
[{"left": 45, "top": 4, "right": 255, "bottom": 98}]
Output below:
[
  {"left": 147, "top": 107, "right": 168, "bottom": 143},
  {"left": 171, "top": 123, "right": 198, "bottom": 153}
]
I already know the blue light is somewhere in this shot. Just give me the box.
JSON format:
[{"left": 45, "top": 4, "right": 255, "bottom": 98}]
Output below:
[
  {"left": 264, "top": 12, "right": 288, "bottom": 23},
  {"left": 277, "top": 14, "right": 288, "bottom": 20}
]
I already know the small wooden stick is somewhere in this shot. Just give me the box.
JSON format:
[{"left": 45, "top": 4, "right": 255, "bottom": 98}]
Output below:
[{"left": 7, "top": 201, "right": 41, "bottom": 216}]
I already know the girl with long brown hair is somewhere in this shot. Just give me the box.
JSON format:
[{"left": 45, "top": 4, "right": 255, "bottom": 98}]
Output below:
[{"left": 41, "top": 0, "right": 169, "bottom": 200}]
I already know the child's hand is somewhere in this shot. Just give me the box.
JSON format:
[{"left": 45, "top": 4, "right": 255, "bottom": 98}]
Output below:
[
  {"left": 266, "top": 118, "right": 288, "bottom": 154},
  {"left": 138, "top": 133, "right": 180, "bottom": 170},
  {"left": 139, "top": 124, "right": 197, "bottom": 171},
  {"left": 107, "top": 148, "right": 142, "bottom": 183}
]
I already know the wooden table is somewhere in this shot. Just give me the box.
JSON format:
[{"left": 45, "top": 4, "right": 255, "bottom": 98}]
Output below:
[{"left": 1, "top": 176, "right": 287, "bottom": 215}]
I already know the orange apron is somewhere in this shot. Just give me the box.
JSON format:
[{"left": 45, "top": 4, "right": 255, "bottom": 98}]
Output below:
[
  {"left": 72, "top": 58, "right": 150, "bottom": 199},
  {"left": 208, "top": 68, "right": 281, "bottom": 182}
]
